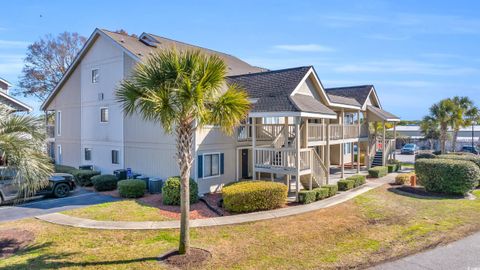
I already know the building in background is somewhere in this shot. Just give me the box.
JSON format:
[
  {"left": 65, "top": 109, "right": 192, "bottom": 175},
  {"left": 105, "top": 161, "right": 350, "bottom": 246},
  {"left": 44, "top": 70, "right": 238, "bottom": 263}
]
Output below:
[{"left": 0, "top": 77, "right": 32, "bottom": 112}]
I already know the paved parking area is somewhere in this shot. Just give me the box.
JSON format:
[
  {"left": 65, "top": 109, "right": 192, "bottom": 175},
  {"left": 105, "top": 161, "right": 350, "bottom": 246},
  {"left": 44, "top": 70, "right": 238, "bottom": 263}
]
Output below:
[
  {"left": 0, "top": 189, "right": 119, "bottom": 222},
  {"left": 395, "top": 151, "right": 415, "bottom": 164}
]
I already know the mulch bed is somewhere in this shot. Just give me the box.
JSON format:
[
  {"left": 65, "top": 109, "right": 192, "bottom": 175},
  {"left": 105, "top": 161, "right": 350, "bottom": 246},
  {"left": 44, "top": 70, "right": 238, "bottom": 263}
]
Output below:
[
  {"left": 159, "top": 248, "right": 211, "bottom": 270},
  {"left": 98, "top": 189, "right": 220, "bottom": 220},
  {"left": 0, "top": 229, "right": 34, "bottom": 259},
  {"left": 388, "top": 184, "right": 466, "bottom": 199}
]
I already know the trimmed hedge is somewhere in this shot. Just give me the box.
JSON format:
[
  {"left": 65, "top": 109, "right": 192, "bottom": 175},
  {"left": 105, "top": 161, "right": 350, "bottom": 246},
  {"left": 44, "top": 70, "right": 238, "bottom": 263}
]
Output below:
[
  {"left": 222, "top": 181, "right": 288, "bottom": 213},
  {"left": 395, "top": 173, "right": 414, "bottom": 185},
  {"left": 387, "top": 164, "right": 397, "bottom": 173},
  {"left": 347, "top": 175, "right": 366, "bottom": 187},
  {"left": 415, "top": 153, "right": 436, "bottom": 160},
  {"left": 298, "top": 189, "right": 317, "bottom": 204},
  {"left": 438, "top": 154, "right": 480, "bottom": 170},
  {"left": 388, "top": 159, "right": 401, "bottom": 171},
  {"left": 91, "top": 174, "right": 118, "bottom": 191},
  {"left": 323, "top": 184, "right": 338, "bottom": 197},
  {"left": 368, "top": 166, "right": 388, "bottom": 178},
  {"left": 72, "top": 169, "right": 101, "bottom": 186},
  {"left": 415, "top": 158, "right": 480, "bottom": 195},
  {"left": 54, "top": 164, "right": 77, "bottom": 174},
  {"left": 118, "top": 179, "right": 146, "bottom": 198},
  {"left": 337, "top": 179, "right": 355, "bottom": 191},
  {"left": 315, "top": 187, "right": 330, "bottom": 200},
  {"left": 162, "top": 176, "right": 199, "bottom": 205}
]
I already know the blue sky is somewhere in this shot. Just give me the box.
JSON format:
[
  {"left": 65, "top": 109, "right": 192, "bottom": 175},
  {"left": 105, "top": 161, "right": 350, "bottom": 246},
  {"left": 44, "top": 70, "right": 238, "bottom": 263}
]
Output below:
[{"left": 1, "top": 0, "right": 480, "bottom": 119}]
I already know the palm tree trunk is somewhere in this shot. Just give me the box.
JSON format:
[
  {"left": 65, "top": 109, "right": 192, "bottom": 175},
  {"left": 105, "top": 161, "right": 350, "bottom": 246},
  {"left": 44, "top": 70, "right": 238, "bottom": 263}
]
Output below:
[
  {"left": 452, "top": 130, "right": 459, "bottom": 152},
  {"left": 176, "top": 120, "right": 194, "bottom": 255},
  {"left": 440, "top": 123, "right": 448, "bottom": 154}
]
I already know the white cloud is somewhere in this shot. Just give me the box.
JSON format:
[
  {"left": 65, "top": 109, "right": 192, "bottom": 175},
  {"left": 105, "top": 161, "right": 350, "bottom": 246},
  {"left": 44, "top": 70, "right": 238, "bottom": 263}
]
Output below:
[
  {"left": 273, "top": 44, "right": 335, "bottom": 52},
  {"left": 0, "top": 40, "right": 30, "bottom": 48}
]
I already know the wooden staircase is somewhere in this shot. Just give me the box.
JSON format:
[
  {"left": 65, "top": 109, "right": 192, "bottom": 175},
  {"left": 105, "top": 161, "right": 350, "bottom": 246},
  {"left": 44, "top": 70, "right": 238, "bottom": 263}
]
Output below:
[{"left": 371, "top": 150, "right": 383, "bottom": 167}]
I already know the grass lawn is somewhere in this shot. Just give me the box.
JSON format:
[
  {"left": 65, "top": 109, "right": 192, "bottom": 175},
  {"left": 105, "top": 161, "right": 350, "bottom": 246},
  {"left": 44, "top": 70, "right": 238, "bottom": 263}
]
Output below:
[
  {"left": 400, "top": 162, "right": 414, "bottom": 169},
  {"left": 2, "top": 185, "right": 480, "bottom": 269},
  {"left": 62, "top": 200, "right": 173, "bottom": 222}
]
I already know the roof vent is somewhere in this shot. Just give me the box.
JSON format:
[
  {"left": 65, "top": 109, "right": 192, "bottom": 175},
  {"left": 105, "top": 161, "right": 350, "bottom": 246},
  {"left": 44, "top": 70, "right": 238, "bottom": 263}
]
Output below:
[{"left": 139, "top": 33, "right": 159, "bottom": 48}]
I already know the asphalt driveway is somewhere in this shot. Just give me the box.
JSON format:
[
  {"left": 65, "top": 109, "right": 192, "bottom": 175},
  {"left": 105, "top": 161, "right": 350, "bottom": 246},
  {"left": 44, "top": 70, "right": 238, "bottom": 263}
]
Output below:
[{"left": 0, "top": 188, "right": 119, "bottom": 222}]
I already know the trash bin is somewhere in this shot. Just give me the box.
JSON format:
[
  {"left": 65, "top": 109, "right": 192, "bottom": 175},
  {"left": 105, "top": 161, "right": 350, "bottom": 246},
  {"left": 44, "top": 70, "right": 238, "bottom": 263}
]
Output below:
[
  {"left": 113, "top": 169, "right": 127, "bottom": 180},
  {"left": 148, "top": 177, "right": 163, "bottom": 194},
  {"left": 79, "top": 165, "right": 93, "bottom": 170},
  {"left": 135, "top": 175, "right": 149, "bottom": 190}
]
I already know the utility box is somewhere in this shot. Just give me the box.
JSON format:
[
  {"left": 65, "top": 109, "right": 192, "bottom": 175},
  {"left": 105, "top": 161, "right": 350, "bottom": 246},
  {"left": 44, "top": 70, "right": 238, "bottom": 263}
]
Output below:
[
  {"left": 135, "top": 175, "right": 149, "bottom": 190},
  {"left": 149, "top": 178, "right": 163, "bottom": 194},
  {"left": 113, "top": 169, "right": 127, "bottom": 180}
]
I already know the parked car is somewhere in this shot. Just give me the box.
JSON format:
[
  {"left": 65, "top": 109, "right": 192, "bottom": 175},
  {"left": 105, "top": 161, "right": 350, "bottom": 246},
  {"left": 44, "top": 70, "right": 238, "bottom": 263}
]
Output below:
[
  {"left": 0, "top": 171, "right": 76, "bottom": 204},
  {"left": 401, "top": 144, "right": 419, "bottom": 155},
  {"left": 460, "top": 145, "right": 480, "bottom": 155}
]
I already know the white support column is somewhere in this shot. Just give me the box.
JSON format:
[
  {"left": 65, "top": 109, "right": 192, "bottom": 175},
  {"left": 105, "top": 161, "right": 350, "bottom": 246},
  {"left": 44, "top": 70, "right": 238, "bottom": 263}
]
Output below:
[
  {"left": 309, "top": 150, "right": 313, "bottom": 190},
  {"left": 235, "top": 148, "right": 239, "bottom": 181},
  {"left": 357, "top": 142, "right": 361, "bottom": 173},
  {"left": 382, "top": 121, "right": 386, "bottom": 166},
  {"left": 252, "top": 118, "right": 257, "bottom": 180},
  {"left": 393, "top": 122, "right": 397, "bottom": 160},
  {"left": 284, "top": 117, "right": 289, "bottom": 147},
  {"left": 326, "top": 122, "right": 331, "bottom": 184},
  {"left": 295, "top": 117, "right": 301, "bottom": 201},
  {"left": 341, "top": 109, "right": 345, "bottom": 178},
  {"left": 350, "top": 142, "right": 354, "bottom": 171}
]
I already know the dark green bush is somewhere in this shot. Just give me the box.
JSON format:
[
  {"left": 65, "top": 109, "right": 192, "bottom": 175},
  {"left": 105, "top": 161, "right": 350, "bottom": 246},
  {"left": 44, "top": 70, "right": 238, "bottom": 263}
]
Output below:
[
  {"left": 118, "top": 179, "right": 146, "bottom": 198},
  {"left": 72, "top": 169, "right": 101, "bottom": 186},
  {"left": 54, "top": 164, "right": 77, "bottom": 174},
  {"left": 337, "top": 179, "right": 355, "bottom": 191},
  {"left": 388, "top": 159, "right": 401, "bottom": 171},
  {"left": 323, "top": 184, "right": 338, "bottom": 197},
  {"left": 222, "top": 181, "right": 288, "bottom": 212},
  {"left": 415, "top": 158, "right": 480, "bottom": 195},
  {"left": 346, "top": 175, "right": 366, "bottom": 187},
  {"left": 314, "top": 187, "right": 330, "bottom": 200},
  {"left": 368, "top": 166, "right": 388, "bottom": 178},
  {"left": 91, "top": 174, "right": 118, "bottom": 191},
  {"left": 415, "top": 153, "right": 436, "bottom": 160},
  {"left": 298, "top": 189, "right": 317, "bottom": 204},
  {"left": 162, "top": 176, "right": 198, "bottom": 205},
  {"left": 438, "top": 154, "right": 480, "bottom": 170},
  {"left": 387, "top": 164, "right": 397, "bottom": 173}
]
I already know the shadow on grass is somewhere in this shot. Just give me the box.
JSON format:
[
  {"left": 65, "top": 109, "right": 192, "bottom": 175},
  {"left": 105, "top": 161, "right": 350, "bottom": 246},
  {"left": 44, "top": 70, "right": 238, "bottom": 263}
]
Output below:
[
  {"left": 0, "top": 241, "right": 159, "bottom": 270},
  {"left": 387, "top": 185, "right": 466, "bottom": 201}
]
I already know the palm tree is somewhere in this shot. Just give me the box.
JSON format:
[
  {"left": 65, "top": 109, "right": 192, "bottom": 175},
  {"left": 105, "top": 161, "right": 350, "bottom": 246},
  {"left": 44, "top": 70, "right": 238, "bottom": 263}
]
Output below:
[
  {"left": 116, "top": 49, "right": 250, "bottom": 254},
  {"left": 0, "top": 105, "right": 53, "bottom": 198},
  {"left": 429, "top": 99, "right": 455, "bottom": 153},
  {"left": 450, "top": 96, "right": 478, "bottom": 152},
  {"left": 419, "top": 116, "right": 440, "bottom": 150}
]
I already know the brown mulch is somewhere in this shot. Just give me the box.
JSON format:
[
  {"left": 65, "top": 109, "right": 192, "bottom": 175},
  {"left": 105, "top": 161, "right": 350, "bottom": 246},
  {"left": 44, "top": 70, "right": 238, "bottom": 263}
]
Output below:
[
  {"left": 159, "top": 248, "right": 211, "bottom": 270},
  {"left": 0, "top": 229, "right": 34, "bottom": 259},
  {"left": 388, "top": 185, "right": 465, "bottom": 199},
  {"left": 98, "top": 189, "right": 220, "bottom": 220}
]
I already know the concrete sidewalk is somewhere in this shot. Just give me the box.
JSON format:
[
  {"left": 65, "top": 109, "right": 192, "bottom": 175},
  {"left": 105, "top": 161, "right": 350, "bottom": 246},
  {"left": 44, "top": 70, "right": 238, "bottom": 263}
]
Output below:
[
  {"left": 36, "top": 175, "right": 394, "bottom": 230},
  {"left": 372, "top": 231, "right": 480, "bottom": 270}
]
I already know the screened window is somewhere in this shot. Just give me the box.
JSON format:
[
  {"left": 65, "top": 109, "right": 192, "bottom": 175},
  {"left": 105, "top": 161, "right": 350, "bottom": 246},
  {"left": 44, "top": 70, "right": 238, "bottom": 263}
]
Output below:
[
  {"left": 111, "top": 150, "right": 119, "bottom": 164},
  {"left": 84, "top": 148, "right": 92, "bottom": 161},
  {"left": 100, "top": 108, "right": 109, "bottom": 122},
  {"left": 204, "top": 153, "right": 220, "bottom": 177},
  {"left": 56, "top": 111, "right": 61, "bottom": 136},
  {"left": 92, "top": 69, "right": 99, "bottom": 83}
]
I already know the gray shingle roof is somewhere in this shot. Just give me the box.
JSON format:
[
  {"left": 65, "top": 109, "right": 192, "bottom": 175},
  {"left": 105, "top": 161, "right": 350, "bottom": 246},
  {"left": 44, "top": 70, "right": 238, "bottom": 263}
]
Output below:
[
  {"left": 327, "top": 93, "right": 361, "bottom": 106},
  {"left": 227, "top": 66, "right": 335, "bottom": 115},
  {"left": 367, "top": 105, "right": 400, "bottom": 121},
  {"left": 325, "top": 85, "right": 373, "bottom": 106}
]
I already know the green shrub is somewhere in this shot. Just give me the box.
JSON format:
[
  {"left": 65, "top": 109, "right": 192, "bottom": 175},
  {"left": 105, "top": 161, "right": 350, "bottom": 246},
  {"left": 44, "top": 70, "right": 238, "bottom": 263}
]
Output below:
[
  {"left": 162, "top": 176, "right": 198, "bottom": 205},
  {"left": 387, "top": 164, "right": 397, "bottom": 173},
  {"left": 337, "top": 179, "right": 355, "bottom": 191},
  {"left": 54, "top": 164, "right": 76, "bottom": 174},
  {"left": 395, "top": 173, "right": 414, "bottom": 185},
  {"left": 323, "top": 184, "right": 338, "bottom": 197},
  {"left": 347, "top": 175, "right": 366, "bottom": 187},
  {"left": 314, "top": 187, "right": 330, "bottom": 200},
  {"left": 438, "top": 154, "right": 480, "bottom": 170},
  {"left": 416, "top": 153, "right": 436, "bottom": 160},
  {"left": 388, "top": 159, "right": 401, "bottom": 171},
  {"left": 72, "top": 169, "right": 101, "bottom": 186},
  {"left": 368, "top": 166, "right": 388, "bottom": 178},
  {"left": 222, "top": 181, "right": 288, "bottom": 213},
  {"left": 415, "top": 158, "right": 480, "bottom": 195},
  {"left": 118, "top": 179, "right": 146, "bottom": 198},
  {"left": 298, "top": 189, "right": 317, "bottom": 204},
  {"left": 91, "top": 174, "right": 118, "bottom": 191}
]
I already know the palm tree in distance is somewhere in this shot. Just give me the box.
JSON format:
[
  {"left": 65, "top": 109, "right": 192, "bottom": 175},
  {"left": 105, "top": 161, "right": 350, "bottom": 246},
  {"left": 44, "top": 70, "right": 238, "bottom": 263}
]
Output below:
[
  {"left": 428, "top": 99, "right": 455, "bottom": 154},
  {"left": 450, "top": 96, "right": 478, "bottom": 152},
  {"left": 116, "top": 49, "right": 250, "bottom": 254}
]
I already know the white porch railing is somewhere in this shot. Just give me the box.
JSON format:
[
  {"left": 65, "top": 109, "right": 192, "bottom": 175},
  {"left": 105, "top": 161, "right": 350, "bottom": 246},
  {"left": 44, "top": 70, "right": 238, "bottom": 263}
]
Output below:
[
  {"left": 299, "top": 149, "right": 311, "bottom": 171},
  {"left": 254, "top": 148, "right": 296, "bottom": 170},
  {"left": 343, "top": 124, "right": 359, "bottom": 139},
  {"left": 237, "top": 124, "right": 295, "bottom": 141},
  {"left": 308, "top": 123, "right": 326, "bottom": 141},
  {"left": 329, "top": 124, "right": 343, "bottom": 140}
]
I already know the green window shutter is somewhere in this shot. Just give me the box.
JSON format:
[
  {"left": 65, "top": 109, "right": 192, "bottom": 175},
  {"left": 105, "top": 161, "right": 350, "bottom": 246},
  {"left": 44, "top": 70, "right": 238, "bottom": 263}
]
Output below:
[
  {"left": 220, "top": 153, "right": 224, "bottom": 174},
  {"left": 198, "top": 155, "right": 203, "bottom": 178}
]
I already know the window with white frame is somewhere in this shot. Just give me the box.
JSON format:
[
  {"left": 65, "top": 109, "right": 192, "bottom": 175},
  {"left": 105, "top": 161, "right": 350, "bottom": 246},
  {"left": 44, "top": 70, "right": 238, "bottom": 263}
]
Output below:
[
  {"left": 56, "top": 111, "right": 61, "bottom": 136},
  {"left": 111, "top": 150, "right": 119, "bottom": 164},
  {"left": 91, "top": 69, "right": 99, "bottom": 83},
  {"left": 100, "top": 108, "right": 109, "bottom": 122},
  {"left": 203, "top": 153, "right": 220, "bottom": 177},
  {"left": 84, "top": 148, "right": 92, "bottom": 161}
]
